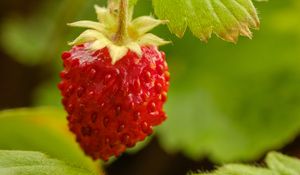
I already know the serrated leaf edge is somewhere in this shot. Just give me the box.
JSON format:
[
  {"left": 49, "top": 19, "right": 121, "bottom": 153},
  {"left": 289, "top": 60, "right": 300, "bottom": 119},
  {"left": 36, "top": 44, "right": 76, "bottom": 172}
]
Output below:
[{"left": 152, "top": 0, "right": 261, "bottom": 43}]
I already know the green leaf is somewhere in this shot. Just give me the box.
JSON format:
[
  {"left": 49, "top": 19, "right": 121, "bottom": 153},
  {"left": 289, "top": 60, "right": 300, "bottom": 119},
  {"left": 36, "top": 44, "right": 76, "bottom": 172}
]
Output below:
[
  {"left": 156, "top": 0, "right": 300, "bottom": 163},
  {"left": 33, "top": 78, "right": 63, "bottom": 108},
  {"left": 0, "top": 150, "right": 96, "bottom": 175},
  {"left": 192, "top": 152, "right": 300, "bottom": 175},
  {"left": 152, "top": 0, "right": 260, "bottom": 42},
  {"left": 266, "top": 152, "right": 300, "bottom": 175},
  {"left": 0, "top": 107, "right": 101, "bottom": 174}
]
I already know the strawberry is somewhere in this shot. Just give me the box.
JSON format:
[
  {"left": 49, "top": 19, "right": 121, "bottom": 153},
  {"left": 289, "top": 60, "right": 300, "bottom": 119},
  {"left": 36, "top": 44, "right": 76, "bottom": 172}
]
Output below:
[{"left": 58, "top": 1, "right": 170, "bottom": 161}]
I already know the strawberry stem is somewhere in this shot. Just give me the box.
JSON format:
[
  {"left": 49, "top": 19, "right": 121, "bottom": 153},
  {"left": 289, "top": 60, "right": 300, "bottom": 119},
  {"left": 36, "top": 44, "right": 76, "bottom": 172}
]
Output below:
[
  {"left": 108, "top": 0, "right": 117, "bottom": 13},
  {"left": 114, "top": 0, "right": 129, "bottom": 45}
]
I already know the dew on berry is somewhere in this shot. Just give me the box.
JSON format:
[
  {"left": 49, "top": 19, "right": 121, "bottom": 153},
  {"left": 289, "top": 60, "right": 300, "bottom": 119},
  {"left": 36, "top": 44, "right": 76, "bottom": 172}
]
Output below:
[
  {"left": 104, "top": 74, "right": 112, "bottom": 84},
  {"left": 127, "top": 93, "right": 133, "bottom": 100},
  {"left": 88, "top": 91, "right": 95, "bottom": 96},
  {"left": 115, "top": 68, "right": 120, "bottom": 75},
  {"left": 100, "top": 102, "right": 105, "bottom": 108}
]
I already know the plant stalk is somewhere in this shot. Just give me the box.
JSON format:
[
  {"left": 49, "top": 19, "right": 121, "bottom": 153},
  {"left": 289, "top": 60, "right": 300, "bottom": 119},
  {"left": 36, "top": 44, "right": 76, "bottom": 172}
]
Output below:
[
  {"left": 114, "top": 0, "right": 129, "bottom": 45},
  {"left": 108, "top": 0, "right": 117, "bottom": 13}
]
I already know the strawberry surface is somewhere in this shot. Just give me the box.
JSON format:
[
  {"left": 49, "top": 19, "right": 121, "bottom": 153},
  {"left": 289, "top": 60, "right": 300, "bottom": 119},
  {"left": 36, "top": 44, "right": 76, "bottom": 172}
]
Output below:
[{"left": 58, "top": 43, "right": 169, "bottom": 160}]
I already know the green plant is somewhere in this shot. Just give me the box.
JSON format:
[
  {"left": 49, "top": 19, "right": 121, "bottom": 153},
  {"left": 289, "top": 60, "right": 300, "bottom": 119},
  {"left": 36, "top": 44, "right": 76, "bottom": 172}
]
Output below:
[
  {"left": 193, "top": 152, "right": 300, "bottom": 175},
  {"left": 1, "top": 0, "right": 300, "bottom": 174}
]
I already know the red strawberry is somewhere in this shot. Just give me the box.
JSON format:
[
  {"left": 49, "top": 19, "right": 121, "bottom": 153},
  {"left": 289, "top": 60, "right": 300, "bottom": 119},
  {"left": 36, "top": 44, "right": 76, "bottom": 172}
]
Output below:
[
  {"left": 58, "top": 1, "right": 170, "bottom": 160},
  {"left": 59, "top": 44, "right": 169, "bottom": 160}
]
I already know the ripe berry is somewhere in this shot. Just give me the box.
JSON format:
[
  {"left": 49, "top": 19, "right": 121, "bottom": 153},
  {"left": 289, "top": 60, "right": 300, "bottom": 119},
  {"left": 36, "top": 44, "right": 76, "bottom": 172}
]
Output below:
[
  {"left": 59, "top": 44, "right": 169, "bottom": 160},
  {"left": 59, "top": 2, "right": 170, "bottom": 161}
]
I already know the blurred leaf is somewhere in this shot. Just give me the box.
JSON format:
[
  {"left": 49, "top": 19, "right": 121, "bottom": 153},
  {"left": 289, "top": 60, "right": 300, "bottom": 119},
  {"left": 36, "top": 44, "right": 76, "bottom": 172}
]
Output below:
[
  {"left": 0, "top": 150, "right": 96, "bottom": 175},
  {"left": 0, "top": 107, "right": 101, "bottom": 174},
  {"left": 152, "top": 0, "right": 260, "bottom": 42},
  {"left": 33, "top": 79, "right": 62, "bottom": 108},
  {"left": 193, "top": 152, "right": 300, "bottom": 175},
  {"left": 157, "top": 0, "right": 300, "bottom": 162},
  {"left": 159, "top": 68, "right": 300, "bottom": 162},
  {"left": 266, "top": 152, "right": 300, "bottom": 174},
  {"left": 267, "top": 1, "right": 300, "bottom": 35},
  {"left": 0, "top": 0, "right": 58, "bottom": 66},
  {"left": 0, "top": 0, "right": 93, "bottom": 66},
  {"left": 0, "top": 17, "right": 52, "bottom": 65},
  {"left": 195, "top": 165, "right": 273, "bottom": 175}
]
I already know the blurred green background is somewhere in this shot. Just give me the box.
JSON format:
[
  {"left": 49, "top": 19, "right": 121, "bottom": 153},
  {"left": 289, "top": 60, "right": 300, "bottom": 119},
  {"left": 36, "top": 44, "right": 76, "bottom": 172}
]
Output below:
[{"left": 1, "top": 0, "right": 300, "bottom": 175}]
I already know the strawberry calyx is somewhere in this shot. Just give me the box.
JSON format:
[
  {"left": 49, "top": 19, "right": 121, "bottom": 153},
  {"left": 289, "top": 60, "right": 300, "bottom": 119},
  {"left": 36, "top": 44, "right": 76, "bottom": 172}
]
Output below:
[{"left": 68, "top": 0, "right": 170, "bottom": 64}]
